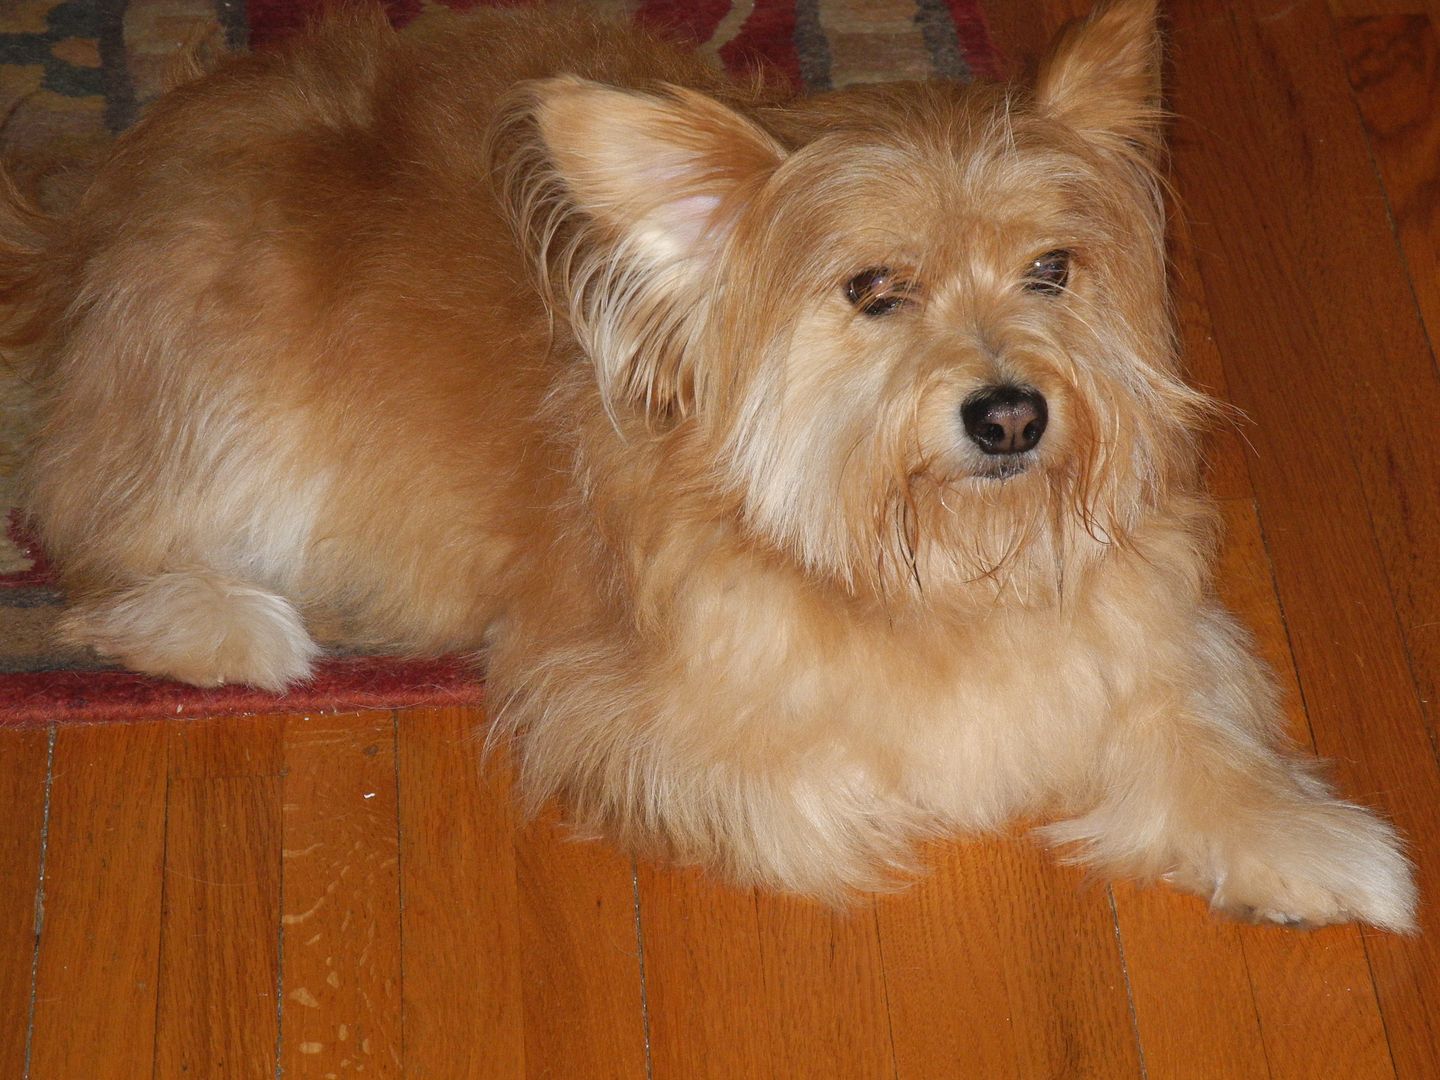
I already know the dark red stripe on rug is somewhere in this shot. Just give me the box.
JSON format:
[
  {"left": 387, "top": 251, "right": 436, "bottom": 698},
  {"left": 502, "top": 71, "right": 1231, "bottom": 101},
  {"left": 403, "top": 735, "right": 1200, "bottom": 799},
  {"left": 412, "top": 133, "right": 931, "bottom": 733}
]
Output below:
[
  {"left": 3, "top": 512, "right": 55, "bottom": 591},
  {"left": 719, "top": 0, "right": 802, "bottom": 89},
  {"left": 944, "top": 0, "right": 1004, "bottom": 80},
  {"left": 0, "top": 658, "right": 485, "bottom": 727}
]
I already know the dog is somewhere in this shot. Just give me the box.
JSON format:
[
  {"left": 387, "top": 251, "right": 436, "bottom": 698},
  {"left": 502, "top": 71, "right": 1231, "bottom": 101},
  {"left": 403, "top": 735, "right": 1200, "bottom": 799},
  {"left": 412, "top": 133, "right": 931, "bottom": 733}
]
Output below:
[{"left": 0, "top": 0, "right": 1417, "bottom": 930}]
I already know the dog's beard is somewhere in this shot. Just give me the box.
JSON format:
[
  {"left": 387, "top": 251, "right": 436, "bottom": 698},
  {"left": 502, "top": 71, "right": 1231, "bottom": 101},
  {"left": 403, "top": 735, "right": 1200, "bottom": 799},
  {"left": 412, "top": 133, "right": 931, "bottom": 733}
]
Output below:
[
  {"left": 720, "top": 333, "right": 1205, "bottom": 609},
  {"left": 861, "top": 416, "right": 1098, "bottom": 607}
]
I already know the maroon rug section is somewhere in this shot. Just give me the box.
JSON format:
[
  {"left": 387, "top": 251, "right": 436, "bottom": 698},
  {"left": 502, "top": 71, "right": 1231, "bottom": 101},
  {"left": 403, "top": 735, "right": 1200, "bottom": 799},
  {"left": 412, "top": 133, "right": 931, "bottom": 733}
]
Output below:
[
  {"left": 0, "top": 658, "right": 485, "bottom": 727},
  {"left": 944, "top": 0, "right": 1004, "bottom": 81},
  {"left": 4, "top": 511, "right": 55, "bottom": 590},
  {"left": 0, "top": 0, "right": 998, "bottom": 726}
]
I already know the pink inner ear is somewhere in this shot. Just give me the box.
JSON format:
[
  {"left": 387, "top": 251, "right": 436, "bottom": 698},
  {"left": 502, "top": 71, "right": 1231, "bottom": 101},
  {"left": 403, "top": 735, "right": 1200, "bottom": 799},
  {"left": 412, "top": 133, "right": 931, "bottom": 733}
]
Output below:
[
  {"left": 536, "top": 78, "right": 779, "bottom": 267},
  {"left": 660, "top": 192, "right": 725, "bottom": 252}
]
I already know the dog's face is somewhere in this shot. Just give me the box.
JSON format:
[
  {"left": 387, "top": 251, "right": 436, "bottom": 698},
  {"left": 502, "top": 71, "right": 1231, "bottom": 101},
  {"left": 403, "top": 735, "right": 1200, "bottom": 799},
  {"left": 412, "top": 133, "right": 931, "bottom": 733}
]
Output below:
[{"left": 497, "top": 0, "right": 1208, "bottom": 602}]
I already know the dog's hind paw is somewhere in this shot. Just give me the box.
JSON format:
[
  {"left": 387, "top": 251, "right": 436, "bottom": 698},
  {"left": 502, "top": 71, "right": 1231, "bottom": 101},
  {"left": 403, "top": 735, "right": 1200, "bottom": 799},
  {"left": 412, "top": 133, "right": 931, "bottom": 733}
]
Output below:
[{"left": 62, "top": 570, "right": 319, "bottom": 693}]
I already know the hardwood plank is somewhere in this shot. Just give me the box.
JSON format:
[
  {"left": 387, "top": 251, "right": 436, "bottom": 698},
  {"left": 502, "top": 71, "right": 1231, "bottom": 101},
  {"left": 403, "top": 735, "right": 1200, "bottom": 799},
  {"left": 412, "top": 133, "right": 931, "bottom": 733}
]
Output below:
[
  {"left": 0, "top": 727, "right": 48, "bottom": 1079},
  {"left": 752, "top": 894, "right": 895, "bottom": 1080},
  {"left": 637, "top": 865, "right": 772, "bottom": 1080},
  {"left": 27, "top": 722, "right": 167, "bottom": 1080},
  {"left": 167, "top": 713, "right": 285, "bottom": 779},
  {"left": 876, "top": 840, "right": 1141, "bottom": 1079},
  {"left": 280, "top": 712, "right": 403, "bottom": 1077},
  {"left": 514, "top": 806, "right": 648, "bottom": 1080},
  {"left": 1106, "top": 22, "right": 1385, "bottom": 1071},
  {"left": 1327, "top": 0, "right": 1440, "bottom": 24},
  {"left": 1111, "top": 881, "right": 1271, "bottom": 1080},
  {"left": 1167, "top": 3, "right": 1440, "bottom": 1075},
  {"left": 1335, "top": 11, "right": 1440, "bottom": 710},
  {"left": 153, "top": 775, "right": 282, "bottom": 1080},
  {"left": 396, "top": 707, "right": 525, "bottom": 1080},
  {"left": 1336, "top": 13, "right": 1440, "bottom": 353},
  {"left": 1108, "top": 498, "right": 1275, "bottom": 1080},
  {"left": 1244, "top": 923, "right": 1396, "bottom": 1080},
  {"left": 630, "top": 868, "right": 894, "bottom": 1080}
]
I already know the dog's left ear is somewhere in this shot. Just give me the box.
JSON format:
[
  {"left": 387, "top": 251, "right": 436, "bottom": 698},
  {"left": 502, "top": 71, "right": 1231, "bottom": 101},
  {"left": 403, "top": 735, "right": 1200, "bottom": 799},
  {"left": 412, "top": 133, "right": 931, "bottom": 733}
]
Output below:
[
  {"left": 497, "top": 76, "right": 783, "bottom": 421},
  {"left": 1035, "top": 0, "right": 1162, "bottom": 159},
  {"left": 534, "top": 77, "right": 782, "bottom": 275}
]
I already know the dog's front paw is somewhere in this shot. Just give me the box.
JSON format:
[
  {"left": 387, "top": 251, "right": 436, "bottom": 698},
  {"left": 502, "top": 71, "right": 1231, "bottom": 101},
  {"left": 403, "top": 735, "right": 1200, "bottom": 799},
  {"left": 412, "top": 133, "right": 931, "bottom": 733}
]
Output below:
[{"left": 1170, "top": 800, "right": 1418, "bottom": 933}]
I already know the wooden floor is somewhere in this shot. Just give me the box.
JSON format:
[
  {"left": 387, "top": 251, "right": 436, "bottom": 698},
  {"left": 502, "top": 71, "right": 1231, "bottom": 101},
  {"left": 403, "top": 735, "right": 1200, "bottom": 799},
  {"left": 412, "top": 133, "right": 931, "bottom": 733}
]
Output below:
[{"left": 4, "top": 1, "right": 1440, "bottom": 1076}]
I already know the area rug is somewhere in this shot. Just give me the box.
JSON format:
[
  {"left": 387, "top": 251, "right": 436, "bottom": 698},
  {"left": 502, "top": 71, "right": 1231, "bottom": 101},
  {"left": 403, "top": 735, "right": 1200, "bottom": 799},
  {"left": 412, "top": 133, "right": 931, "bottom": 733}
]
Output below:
[{"left": 0, "top": 0, "right": 1000, "bottom": 725}]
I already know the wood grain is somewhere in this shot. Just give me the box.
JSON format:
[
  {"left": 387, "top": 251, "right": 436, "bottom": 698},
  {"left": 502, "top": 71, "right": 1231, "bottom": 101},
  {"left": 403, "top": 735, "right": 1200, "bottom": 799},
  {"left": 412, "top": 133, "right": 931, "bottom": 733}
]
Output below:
[
  {"left": 1112, "top": 881, "right": 1271, "bottom": 1080},
  {"left": 1167, "top": 2, "right": 1440, "bottom": 1075},
  {"left": 1327, "top": 0, "right": 1440, "bottom": 25},
  {"left": 1170, "top": 198, "right": 1255, "bottom": 502},
  {"left": 1335, "top": 11, "right": 1440, "bottom": 733},
  {"left": 752, "top": 894, "right": 894, "bottom": 1080},
  {"left": 1212, "top": 498, "right": 1390, "bottom": 1080},
  {"left": 0, "top": 727, "right": 48, "bottom": 1079},
  {"left": 167, "top": 712, "right": 285, "bottom": 779},
  {"left": 876, "top": 839, "right": 1140, "bottom": 1079},
  {"left": 975, "top": 0, "right": 1086, "bottom": 75},
  {"left": 637, "top": 865, "right": 773, "bottom": 1080},
  {"left": 395, "top": 707, "right": 525, "bottom": 1080},
  {"left": 630, "top": 875, "right": 895, "bottom": 1080},
  {"left": 27, "top": 722, "right": 167, "bottom": 1080},
  {"left": 514, "top": 806, "right": 648, "bottom": 1080},
  {"left": 153, "top": 775, "right": 282, "bottom": 1079},
  {"left": 280, "top": 712, "right": 403, "bottom": 1077}
]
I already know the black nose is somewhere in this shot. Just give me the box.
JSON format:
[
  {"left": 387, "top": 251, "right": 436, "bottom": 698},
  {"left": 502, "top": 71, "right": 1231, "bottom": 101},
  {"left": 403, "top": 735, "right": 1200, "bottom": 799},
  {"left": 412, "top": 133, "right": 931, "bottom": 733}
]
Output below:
[{"left": 961, "top": 386, "right": 1048, "bottom": 455}]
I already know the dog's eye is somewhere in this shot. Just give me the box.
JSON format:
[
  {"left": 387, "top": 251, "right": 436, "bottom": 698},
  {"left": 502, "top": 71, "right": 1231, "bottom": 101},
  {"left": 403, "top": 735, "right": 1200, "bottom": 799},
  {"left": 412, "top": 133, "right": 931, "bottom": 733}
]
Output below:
[
  {"left": 845, "top": 267, "right": 912, "bottom": 317},
  {"left": 1024, "top": 250, "right": 1071, "bottom": 295}
]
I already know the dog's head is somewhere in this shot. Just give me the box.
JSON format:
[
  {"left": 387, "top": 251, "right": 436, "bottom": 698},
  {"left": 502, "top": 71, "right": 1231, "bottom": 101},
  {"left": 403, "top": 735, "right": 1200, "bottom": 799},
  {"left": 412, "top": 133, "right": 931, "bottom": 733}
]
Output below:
[{"left": 494, "top": 0, "right": 1211, "bottom": 604}]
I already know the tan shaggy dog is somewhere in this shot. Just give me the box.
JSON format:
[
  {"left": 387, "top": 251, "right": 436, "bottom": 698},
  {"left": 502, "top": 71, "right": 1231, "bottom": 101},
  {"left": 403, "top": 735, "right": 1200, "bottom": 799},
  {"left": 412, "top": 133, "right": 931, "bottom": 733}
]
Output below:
[{"left": 0, "top": 0, "right": 1418, "bottom": 929}]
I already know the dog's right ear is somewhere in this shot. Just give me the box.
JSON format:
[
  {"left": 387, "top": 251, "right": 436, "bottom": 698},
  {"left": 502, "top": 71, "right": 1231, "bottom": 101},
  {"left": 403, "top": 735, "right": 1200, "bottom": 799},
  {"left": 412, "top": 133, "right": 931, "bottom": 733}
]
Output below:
[
  {"left": 491, "top": 76, "right": 784, "bottom": 423},
  {"left": 1036, "top": 0, "right": 1162, "bottom": 162}
]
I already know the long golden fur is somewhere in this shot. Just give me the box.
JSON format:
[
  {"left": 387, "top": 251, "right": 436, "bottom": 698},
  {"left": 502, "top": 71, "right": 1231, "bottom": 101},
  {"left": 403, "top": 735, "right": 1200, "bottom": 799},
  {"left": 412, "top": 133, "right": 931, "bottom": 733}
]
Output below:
[{"left": 0, "top": 1, "right": 1417, "bottom": 928}]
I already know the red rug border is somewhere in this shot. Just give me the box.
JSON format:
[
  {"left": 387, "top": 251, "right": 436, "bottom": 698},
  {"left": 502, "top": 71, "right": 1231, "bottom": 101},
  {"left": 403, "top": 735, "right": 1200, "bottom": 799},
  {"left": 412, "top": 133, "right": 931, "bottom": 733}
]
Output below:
[{"left": 0, "top": 658, "right": 486, "bottom": 727}]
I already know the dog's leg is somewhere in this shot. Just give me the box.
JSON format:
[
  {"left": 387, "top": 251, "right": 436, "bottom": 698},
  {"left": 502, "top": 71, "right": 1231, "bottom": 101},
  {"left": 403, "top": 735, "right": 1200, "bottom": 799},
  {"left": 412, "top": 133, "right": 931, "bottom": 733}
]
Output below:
[
  {"left": 1041, "top": 606, "right": 1417, "bottom": 932},
  {"left": 60, "top": 569, "right": 319, "bottom": 692}
]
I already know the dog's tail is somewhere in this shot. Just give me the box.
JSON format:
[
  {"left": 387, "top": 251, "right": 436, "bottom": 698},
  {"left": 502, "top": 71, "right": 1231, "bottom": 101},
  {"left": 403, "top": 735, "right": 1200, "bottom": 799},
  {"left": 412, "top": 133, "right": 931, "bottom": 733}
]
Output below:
[{"left": 0, "top": 164, "right": 66, "bottom": 372}]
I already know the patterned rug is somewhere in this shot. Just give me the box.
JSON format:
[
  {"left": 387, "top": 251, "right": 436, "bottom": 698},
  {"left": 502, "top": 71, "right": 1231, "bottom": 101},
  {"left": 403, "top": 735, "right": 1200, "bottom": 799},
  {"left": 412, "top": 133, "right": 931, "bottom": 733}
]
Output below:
[{"left": 0, "top": 0, "right": 999, "bottom": 724}]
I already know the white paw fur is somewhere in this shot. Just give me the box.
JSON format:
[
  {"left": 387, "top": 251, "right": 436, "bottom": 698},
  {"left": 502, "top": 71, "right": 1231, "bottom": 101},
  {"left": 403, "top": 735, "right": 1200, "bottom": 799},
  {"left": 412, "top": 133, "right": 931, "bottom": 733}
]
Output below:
[
  {"left": 61, "top": 570, "right": 318, "bottom": 693},
  {"left": 1173, "top": 799, "right": 1417, "bottom": 933}
]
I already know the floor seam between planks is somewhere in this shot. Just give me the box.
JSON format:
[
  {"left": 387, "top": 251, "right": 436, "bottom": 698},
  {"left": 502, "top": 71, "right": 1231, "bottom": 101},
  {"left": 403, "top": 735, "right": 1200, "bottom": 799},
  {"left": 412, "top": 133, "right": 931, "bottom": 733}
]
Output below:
[
  {"left": 273, "top": 749, "right": 288, "bottom": 1080},
  {"left": 150, "top": 760, "right": 172, "bottom": 1080},
  {"left": 631, "top": 858, "right": 655, "bottom": 1080},
  {"left": 391, "top": 709, "right": 409, "bottom": 1078},
  {"left": 1106, "top": 886, "right": 1149, "bottom": 1080},
  {"left": 20, "top": 724, "right": 55, "bottom": 1080}
]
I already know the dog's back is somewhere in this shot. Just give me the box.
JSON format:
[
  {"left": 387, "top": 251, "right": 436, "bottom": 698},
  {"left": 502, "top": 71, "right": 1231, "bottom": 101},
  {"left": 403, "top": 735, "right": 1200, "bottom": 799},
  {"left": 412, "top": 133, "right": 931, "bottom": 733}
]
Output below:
[{"left": 0, "top": 8, "right": 745, "bottom": 688}]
